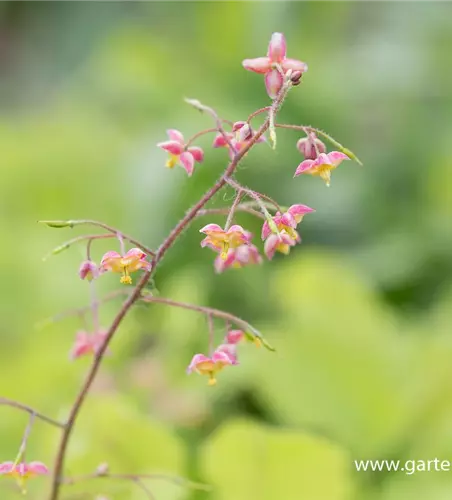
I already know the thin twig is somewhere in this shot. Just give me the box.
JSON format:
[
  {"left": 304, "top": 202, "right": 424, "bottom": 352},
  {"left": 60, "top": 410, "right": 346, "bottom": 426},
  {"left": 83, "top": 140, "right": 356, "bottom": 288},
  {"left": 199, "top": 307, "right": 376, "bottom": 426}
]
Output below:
[
  {"left": 224, "top": 190, "right": 243, "bottom": 230},
  {"left": 14, "top": 412, "right": 35, "bottom": 464},
  {"left": 40, "top": 220, "right": 156, "bottom": 257},
  {"left": 185, "top": 127, "right": 218, "bottom": 148},
  {"left": 0, "top": 398, "right": 65, "bottom": 429}
]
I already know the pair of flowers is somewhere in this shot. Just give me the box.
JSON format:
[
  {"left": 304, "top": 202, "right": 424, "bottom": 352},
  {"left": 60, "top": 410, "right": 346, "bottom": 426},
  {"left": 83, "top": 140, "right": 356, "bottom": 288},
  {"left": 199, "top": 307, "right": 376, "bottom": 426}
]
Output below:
[
  {"left": 200, "top": 203, "right": 314, "bottom": 269},
  {"left": 187, "top": 330, "right": 258, "bottom": 385},
  {"left": 158, "top": 121, "right": 265, "bottom": 178},
  {"left": 79, "top": 248, "right": 152, "bottom": 285}
]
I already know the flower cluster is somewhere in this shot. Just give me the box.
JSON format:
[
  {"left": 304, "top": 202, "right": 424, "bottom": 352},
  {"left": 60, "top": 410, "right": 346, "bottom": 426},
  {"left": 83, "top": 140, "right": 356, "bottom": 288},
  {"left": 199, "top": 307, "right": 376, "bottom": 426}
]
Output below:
[{"left": 187, "top": 329, "right": 258, "bottom": 385}]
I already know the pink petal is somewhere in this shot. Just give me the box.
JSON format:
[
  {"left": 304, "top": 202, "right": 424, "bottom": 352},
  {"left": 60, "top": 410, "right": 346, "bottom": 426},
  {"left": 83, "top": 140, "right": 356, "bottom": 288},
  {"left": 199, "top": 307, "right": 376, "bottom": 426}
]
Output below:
[
  {"left": 187, "top": 146, "right": 204, "bottom": 163},
  {"left": 264, "top": 234, "right": 279, "bottom": 260},
  {"left": 27, "top": 462, "right": 49, "bottom": 475},
  {"left": 288, "top": 204, "right": 315, "bottom": 217},
  {"left": 214, "top": 250, "right": 236, "bottom": 273},
  {"left": 187, "top": 353, "right": 211, "bottom": 373},
  {"left": 294, "top": 159, "right": 315, "bottom": 177},
  {"left": 235, "top": 244, "right": 262, "bottom": 265},
  {"left": 313, "top": 152, "right": 332, "bottom": 167},
  {"left": 327, "top": 151, "right": 349, "bottom": 166},
  {"left": 280, "top": 212, "right": 297, "bottom": 228},
  {"left": 215, "top": 344, "right": 238, "bottom": 365},
  {"left": 242, "top": 57, "right": 271, "bottom": 74},
  {"left": 0, "top": 462, "right": 14, "bottom": 474},
  {"left": 212, "top": 133, "right": 233, "bottom": 148},
  {"left": 265, "top": 69, "right": 284, "bottom": 99},
  {"left": 267, "top": 32, "right": 286, "bottom": 63},
  {"left": 157, "top": 140, "right": 184, "bottom": 156},
  {"left": 179, "top": 152, "right": 195, "bottom": 176},
  {"left": 282, "top": 58, "right": 308, "bottom": 73},
  {"left": 167, "top": 129, "right": 184, "bottom": 143},
  {"left": 226, "top": 330, "right": 244, "bottom": 344},
  {"left": 201, "top": 238, "right": 222, "bottom": 251},
  {"left": 227, "top": 224, "right": 247, "bottom": 235},
  {"left": 125, "top": 248, "right": 146, "bottom": 260},
  {"left": 200, "top": 223, "right": 223, "bottom": 234},
  {"left": 212, "top": 351, "right": 233, "bottom": 365},
  {"left": 261, "top": 221, "right": 271, "bottom": 240}
]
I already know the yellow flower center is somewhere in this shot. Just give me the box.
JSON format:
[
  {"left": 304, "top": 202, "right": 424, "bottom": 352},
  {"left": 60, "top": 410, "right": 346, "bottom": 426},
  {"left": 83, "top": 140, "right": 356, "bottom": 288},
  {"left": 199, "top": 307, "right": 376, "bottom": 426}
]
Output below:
[
  {"left": 220, "top": 241, "right": 230, "bottom": 260},
  {"left": 208, "top": 374, "right": 217, "bottom": 386},
  {"left": 165, "top": 154, "right": 178, "bottom": 169},
  {"left": 120, "top": 269, "right": 132, "bottom": 284}
]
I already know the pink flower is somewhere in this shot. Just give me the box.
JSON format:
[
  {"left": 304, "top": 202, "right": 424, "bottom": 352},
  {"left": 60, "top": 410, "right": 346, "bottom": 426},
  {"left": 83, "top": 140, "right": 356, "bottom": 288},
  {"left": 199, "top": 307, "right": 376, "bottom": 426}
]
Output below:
[
  {"left": 297, "top": 133, "right": 326, "bottom": 160},
  {"left": 264, "top": 231, "right": 299, "bottom": 260},
  {"left": 157, "top": 129, "right": 204, "bottom": 177},
  {"left": 100, "top": 248, "right": 151, "bottom": 284},
  {"left": 215, "top": 343, "right": 239, "bottom": 365},
  {"left": 225, "top": 329, "right": 262, "bottom": 348},
  {"left": 294, "top": 151, "right": 349, "bottom": 187},
  {"left": 187, "top": 351, "right": 234, "bottom": 385},
  {"left": 261, "top": 204, "right": 314, "bottom": 241},
  {"left": 70, "top": 330, "right": 108, "bottom": 360},
  {"left": 214, "top": 244, "right": 262, "bottom": 273},
  {"left": 242, "top": 32, "right": 308, "bottom": 99},
  {"left": 0, "top": 461, "right": 48, "bottom": 492},
  {"left": 212, "top": 126, "right": 265, "bottom": 159},
  {"left": 200, "top": 224, "right": 252, "bottom": 260},
  {"left": 79, "top": 260, "right": 99, "bottom": 281}
]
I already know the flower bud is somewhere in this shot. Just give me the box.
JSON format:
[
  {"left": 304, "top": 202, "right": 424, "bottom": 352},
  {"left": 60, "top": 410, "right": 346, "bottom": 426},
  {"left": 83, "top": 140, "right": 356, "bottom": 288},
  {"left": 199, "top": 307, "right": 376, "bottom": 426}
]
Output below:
[
  {"left": 79, "top": 260, "right": 98, "bottom": 281},
  {"left": 237, "top": 123, "right": 253, "bottom": 142},
  {"left": 296, "top": 133, "right": 326, "bottom": 160},
  {"left": 290, "top": 70, "right": 303, "bottom": 85},
  {"left": 96, "top": 463, "right": 109, "bottom": 476},
  {"left": 232, "top": 121, "right": 246, "bottom": 132}
]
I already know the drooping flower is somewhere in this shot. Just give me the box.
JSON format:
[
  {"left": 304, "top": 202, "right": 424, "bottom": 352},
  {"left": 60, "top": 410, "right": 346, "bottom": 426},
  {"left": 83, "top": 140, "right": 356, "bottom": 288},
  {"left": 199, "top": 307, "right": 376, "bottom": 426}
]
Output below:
[
  {"left": 264, "top": 231, "right": 299, "bottom": 260},
  {"left": 296, "top": 132, "right": 326, "bottom": 160},
  {"left": 215, "top": 343, "right": 239, "bottom": 365},
  {"left": 186, "top": 351, "right": 234, "bottom": 386},
  {"left": 200, "top": 224, "right": 252, "bottom": 260},
  {"left": 214, "top": 244, "right": 262, "bottom": 273},
  {"left": 294, "top": 151, "right": 349, "bottom": 187},
  {"left": 79, "top": 260, "right": 99, "bottom": 281},
  {"left": 242, "top": 32, "right": 308, "bottom": 99},
  {"left": 70, "top": 330, "right": 108, "bottom": 360},
  {"left": 0, "top": 461, "right": 48, "bottom": 492},
  {"left": 157, "top": 129, "right": 204, "bottom": 177},
  {"left": 225, "top": 329, "right": 262, "bottom": 348},
  {"left": 212, "top": 124, "right": 265, "bottom": 159},
  {"left": 100, "top": 248, "right": 151, "bottom": 284},
  {"left": 261, "top": 204, "right": 314, "bottom": 241}
]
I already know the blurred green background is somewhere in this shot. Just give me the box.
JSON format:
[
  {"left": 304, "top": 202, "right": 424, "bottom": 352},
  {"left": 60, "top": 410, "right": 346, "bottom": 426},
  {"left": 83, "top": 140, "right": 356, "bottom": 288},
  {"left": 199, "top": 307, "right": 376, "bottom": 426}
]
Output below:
[{"left": 1, "top": 2, "right": 452, "bottom": 499}]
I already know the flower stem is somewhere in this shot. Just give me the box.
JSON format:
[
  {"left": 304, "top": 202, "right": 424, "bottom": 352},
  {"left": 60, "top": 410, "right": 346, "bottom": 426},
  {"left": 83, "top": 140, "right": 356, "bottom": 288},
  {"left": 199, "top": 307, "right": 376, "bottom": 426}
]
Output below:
[
  {"left": 0, "top": 398, "right": 64, "bottom": 429},
  {"left": 48, "top": 83, "right": 290, "bottom": 500}
]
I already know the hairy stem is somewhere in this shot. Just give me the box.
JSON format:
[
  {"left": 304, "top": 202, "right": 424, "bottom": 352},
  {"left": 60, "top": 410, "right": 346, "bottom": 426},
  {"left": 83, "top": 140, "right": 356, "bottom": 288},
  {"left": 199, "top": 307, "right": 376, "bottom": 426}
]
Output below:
[{"left": 49, "top": 82, "right": 291, "bottom": 500}]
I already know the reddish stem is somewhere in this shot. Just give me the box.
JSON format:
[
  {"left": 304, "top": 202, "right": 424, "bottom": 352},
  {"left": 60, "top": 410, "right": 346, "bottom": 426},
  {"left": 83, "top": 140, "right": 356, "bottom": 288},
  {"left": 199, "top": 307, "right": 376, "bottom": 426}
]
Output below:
[{"left": 48, "top": 82, "right": 291, "bottom": 500}]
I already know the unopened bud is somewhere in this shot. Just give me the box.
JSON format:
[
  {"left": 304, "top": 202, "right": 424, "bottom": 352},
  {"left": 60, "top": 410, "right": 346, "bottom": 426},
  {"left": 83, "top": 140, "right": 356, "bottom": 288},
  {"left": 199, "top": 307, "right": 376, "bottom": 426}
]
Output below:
[
  {"left": 79, "top": 260, "right": 99, "bottom": 281},
  {"left": 290, "top": 70, "right": 303, "bottom": 85},
  {"left": 237, "top": 123, "right": 253, "bottom": 142},
  {"left": 296, "top": 133, "right": 326, "bottom": 160},
  {"left": 232, "top": 121, "right": 246, "bottom": 132},
  {"left": 96, "top": 463, "right": 109, "bottom": 476}
]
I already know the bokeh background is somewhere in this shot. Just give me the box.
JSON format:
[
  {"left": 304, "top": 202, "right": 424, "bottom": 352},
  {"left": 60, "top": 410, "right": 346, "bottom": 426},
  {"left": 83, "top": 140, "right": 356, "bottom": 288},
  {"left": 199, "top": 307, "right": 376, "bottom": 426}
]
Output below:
[{"left": 1, "top": 2, "right": 452, "bottom": 499}]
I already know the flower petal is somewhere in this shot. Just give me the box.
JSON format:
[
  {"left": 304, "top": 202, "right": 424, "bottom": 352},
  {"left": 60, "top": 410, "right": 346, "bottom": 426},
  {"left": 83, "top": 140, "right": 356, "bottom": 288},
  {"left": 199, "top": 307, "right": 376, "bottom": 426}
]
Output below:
[
  {"left": 200, "top": 223, "right": 223, "bottom": 234},
  {"left": 242, "top": 57, "right": 271, "bottom": 74},
  {"left": 187, "top": 146, "right": 204, "bottom": 163},
  {"left": 167, "top": 129, "right": 184, "bottom": 143},
  {"left": 267, "top": 32, "right": 286, "bottom": 63},
  {"left": 212, "top": 133, "right": 232, "bottom": 148},
  {"left": 0, "top": 462, "right": 14, "bottom": 475},
  {"left": 225, "top": 330, "right": 244, "bottom": 344},
  {"left": 27, "top": 462, "right": 49, "bottom": 475},
  {"left": 294, "top": 159, "right": 315, "bottom": 177},
  {"left": 100, "top": 251, "right": 122, "bottom": 272},
  {"left": 157, "top": 140, "right": 184, "bottom": 156},
  {"left": 282, "top": 58, "right": 308, "bottom": 73},
  {"left": 327, "top": 151, "right": 349, "bottom": 166},
  {"left": 265, "top": 69, "right": 284, "bottom": 99},
  {"left": 288, "top": 204, "right": 315, "bottom": 218},
  {"left": 261, "top": 220, "right": 271, "bottom": 240},
  {"left": 179, "top": 152, "right": 195, "bottom": 176}
]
